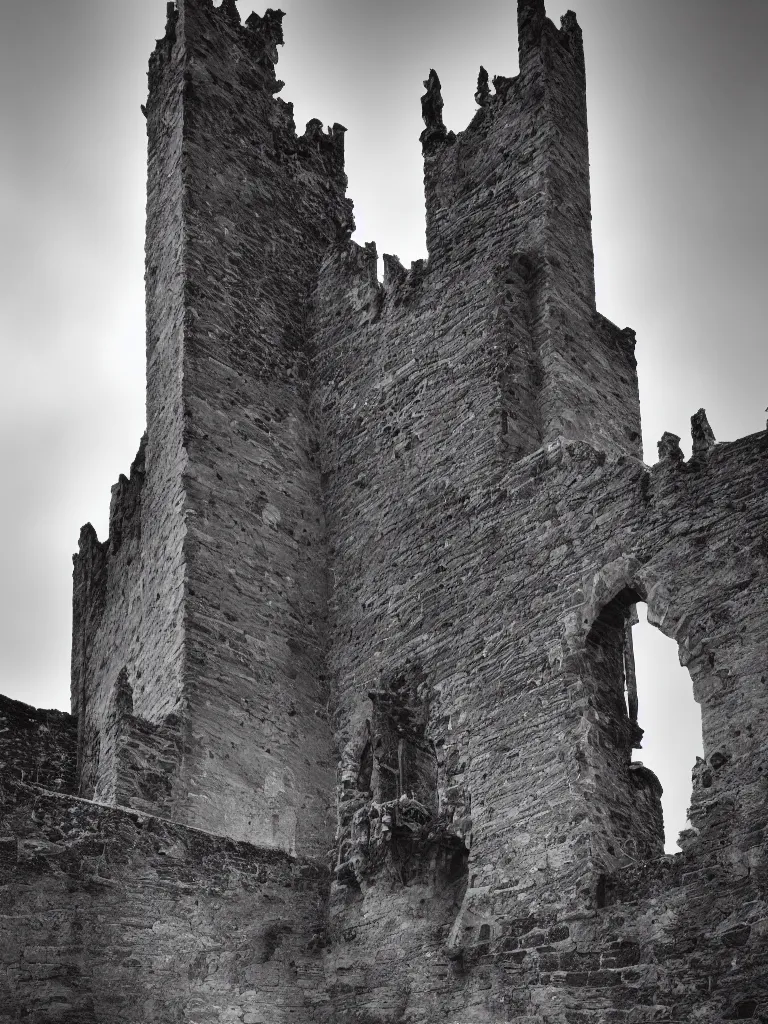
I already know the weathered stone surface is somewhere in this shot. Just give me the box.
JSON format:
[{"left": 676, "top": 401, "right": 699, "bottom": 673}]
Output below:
[
  {"left": 0, "top": 696, "right": 77, "bottom": 795},
  {"left": 1, "top": 0, "right": 767, "bottom": 1020},
  {"left": 318, "top": 422, "right": 768, "bottom": 1021},
  {"left": 0, "top": 780, "right": 329, "bottom": 1023},
  {"left": 72, "top": 0, "right": 349, "bottom": 858}
]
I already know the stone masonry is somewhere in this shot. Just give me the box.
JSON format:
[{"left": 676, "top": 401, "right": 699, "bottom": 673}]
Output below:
[{"left": 2, "top": 1, "right": 767, "bottom": 1021}]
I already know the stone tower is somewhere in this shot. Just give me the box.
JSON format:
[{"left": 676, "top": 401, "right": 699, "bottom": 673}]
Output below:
[
  {"left": 71, "top": 0, "right": 351, "bottom": 859},
  {"left": 3, "top": 1, "right": 767, "bottom": 1021}
]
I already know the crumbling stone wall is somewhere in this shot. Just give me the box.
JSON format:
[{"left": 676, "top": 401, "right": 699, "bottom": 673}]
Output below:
[
  {"left": 310, "top": 0, "right": 640, "bottom": 798},
  {"left": 71, "top": 438, "right": 149, "bottom": 804},
  {"left": 306, "top": 1, "right": 767, "bottom": 1013},
  {"left": 421, "top": 0, "right": 639, "bottom": 459},
  {"left": 0, "top": 779, "right": 329, "bottom": 1024},
  {"left": 317, "top": 427, "right": 768, "bottom": 1023},
  {"left": 0, "top": 697, "right": 77, "bottom": 796}
]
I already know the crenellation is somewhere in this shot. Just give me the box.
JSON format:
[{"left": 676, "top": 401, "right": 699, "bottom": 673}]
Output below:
[
  {"left": 382, "top": 252, "right": 406, "bottom": 291},
  {"left": 107, "top": 433, "right": 146, "bottom": 555},
  {"left": 2, "top": 1, "right": 767, "bottom": 1020},
  {"left": 147, "top": 2, "right": 178, "bottom": 92},
  {"left": 474, "top": 65, "right": 491, "bottom": 108},
  {"left": 420, "top": 68, "right": 448, "bottom": 145},
  {"left": 244, "top": 6, "right": 286, "bottom": 56},
  {"left": 517, "top": 0, "right": 547, "bottom": 58},
  {"left": 559, "top": 10, "right": 584, "bottom": 59},
  {"left": 658, "top": 429, "right": 685, "bottom": 463},
  {"left": 691, "top": 406, "right": 717, "bottom": 460}
]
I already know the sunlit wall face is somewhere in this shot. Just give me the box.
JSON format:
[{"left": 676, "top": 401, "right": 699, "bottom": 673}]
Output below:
[{"left": 1, "top": 0, "right": 765, "bottom": 846}]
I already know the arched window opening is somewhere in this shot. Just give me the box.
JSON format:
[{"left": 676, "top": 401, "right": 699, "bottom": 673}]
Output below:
[
  {"left": 631, "top": 604, "right": 703, "bottom": 853},
  {"left": 585, "top": 588, "right": 704, "bottom": 858}
]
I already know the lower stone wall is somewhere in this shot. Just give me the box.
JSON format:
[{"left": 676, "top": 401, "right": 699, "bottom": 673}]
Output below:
[
  {"left": 445, "top": 846, "right": 768, "bottom": 1023},
  {"left": 320, "top": 842, "right": 768, "bottom": 1022},
  {"left": 0, "top": 781, "right": 329, "bottom": 1024},
  {"left": 0, "top": 697, "right": 77, "bottom": 796},
  {"left": 3, "top": 778, "right": 767, "bottom": 1023}
]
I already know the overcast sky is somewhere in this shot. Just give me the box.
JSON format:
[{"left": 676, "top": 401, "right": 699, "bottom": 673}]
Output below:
[{"left": 1, "top": 0, "right": 765, "bottom": 850}]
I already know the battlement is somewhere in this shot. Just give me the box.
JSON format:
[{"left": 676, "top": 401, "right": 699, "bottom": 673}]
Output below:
[
  {"left": 421, "top": 4, "right": 583, "bottom": 155},
  {"left": 421, "top": 1, "right": 590, "bottom": 275},
  {"left": 148, "top": 2, "right": 348, "bottom": 181},
  {"left": 151, "top": 0, "right": 285, "bottom": 59},
  {"left": 518, "top": 0, "right": 584, "bottom": 68}
]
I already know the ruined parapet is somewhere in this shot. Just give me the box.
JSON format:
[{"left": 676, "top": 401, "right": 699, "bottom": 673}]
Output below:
[
  {"left": 107, "top": 434, "right": 146, "bottom": 556},
  {"left": 416, "top": 0, "right": 639, "bottom": 460},
  {"left": 691, "top": 406, "right": 717, "bottom": 461},
  {"left": 72, "top": 438, "right": 148, "bottom": 801},
  {"left": 89, "top": 666, "right": 185, "bottom": 815},
  {"left": 0, "top": 779, "right": 330, "bottom": 1023},
  {"left": 0, "top": 696, "right": 78, "bottom": 796},
  {"left": 70, "top": 521, "right": 107, "bottom": 793}
]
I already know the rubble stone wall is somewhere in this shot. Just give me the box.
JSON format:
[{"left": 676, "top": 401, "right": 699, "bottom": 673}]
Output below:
[
  {"left": 0, "top": 697, "right": 77, "bottom": 796},
  {"left": 2, "top": 1, "right": 767, "bottom": 1021},
  {"left": 0, "top": 781, "right": 330, "bottom": 1024},
  {"left": 319, "top": 430, "right": 768, "bottom": 1023}
]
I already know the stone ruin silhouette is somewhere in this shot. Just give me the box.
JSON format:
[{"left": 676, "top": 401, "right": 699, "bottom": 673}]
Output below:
[{"left": 1, "top": 1, "right": 767, "bottom": 1020}]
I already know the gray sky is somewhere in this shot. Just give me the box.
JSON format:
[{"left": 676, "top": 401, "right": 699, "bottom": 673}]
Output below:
[{"left": 1, "top": 0, "right": 765, "bottom": 850}]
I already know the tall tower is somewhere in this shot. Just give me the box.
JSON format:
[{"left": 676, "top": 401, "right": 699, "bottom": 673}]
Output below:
[
  {"left": 314, "top": 0, "right": 646, "bottom": 894},
  {"left": 71, "top": 0, "right": 353, "bottom": 858},
  {"left": 72, "top": 0, "right": 643, "bottom": 869}
]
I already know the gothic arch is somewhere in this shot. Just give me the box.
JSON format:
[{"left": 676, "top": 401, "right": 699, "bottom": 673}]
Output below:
[{"left": 556, "top": 557, "right": 714, "bottom": 865}]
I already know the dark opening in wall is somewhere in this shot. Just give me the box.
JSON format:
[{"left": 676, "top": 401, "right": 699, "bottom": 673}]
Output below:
[
  {"left": 369, "top": 664, "right": 438, "bottom": 814},
  {"left": 632, "top": 604, "right": 703, "bottom": 853},
  {"left": 357, "top": 739, "right": 373, "bottom": 795},
  {"left": 587, "top": 589, "right": 704, "bottom": 854}
]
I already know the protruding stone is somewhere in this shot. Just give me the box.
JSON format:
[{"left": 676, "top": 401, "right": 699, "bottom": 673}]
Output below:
[
  {"left": 421, "top": 69, "right": 445, "bottom": 132},
  {"left": 244, "top": 9, "right": 285, "bottom": 65},
  {"left": 658, "top": 431, "right": 684, "bottom": 463},
  {"left": 518, "top": 0, "right": 545, "bottom": 16},
  {"left": 220, "top": 0, "right": 241, "bottom": 24},
  {"left": 383, "top": 253, "right": 406, "bottom": 290},
  {"left": 691, "top": 408, "right": 716, "bottom": 459},
  {"left": 560, "top": 10, "right": 584, "bottom": 60},
  {"left": 475, "top": 66, "right": 490, "bottom": 107},
  {"left": 517, "top": 0, "right": 546, "bottom": 60},
  {"left": 492, "top": 74, "right": 515, "bottom": 100}
]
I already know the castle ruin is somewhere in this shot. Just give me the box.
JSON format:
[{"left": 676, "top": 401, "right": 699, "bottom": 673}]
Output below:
[{"left": 1, "top": 0, "right": 767, "bottom": 1020}]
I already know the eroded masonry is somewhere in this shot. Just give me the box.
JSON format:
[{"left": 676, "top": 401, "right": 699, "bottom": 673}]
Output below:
[{"left": 2, "top": 1, "right": 767, "bottom": 1021}]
